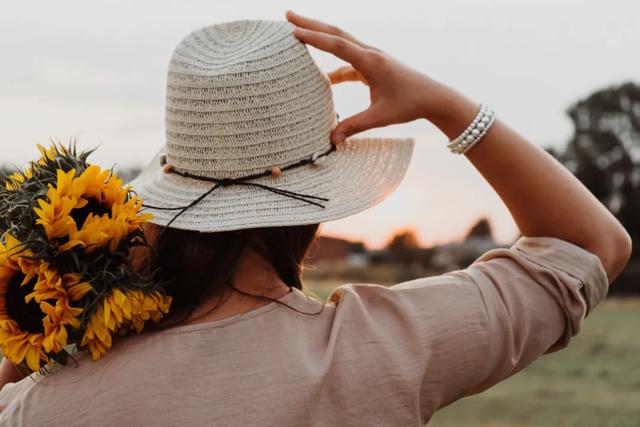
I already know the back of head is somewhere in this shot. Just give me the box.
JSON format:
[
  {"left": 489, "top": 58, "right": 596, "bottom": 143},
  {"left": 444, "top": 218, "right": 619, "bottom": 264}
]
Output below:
[{"left": 139, "top": 223, "right": 319, "bottom": 327}]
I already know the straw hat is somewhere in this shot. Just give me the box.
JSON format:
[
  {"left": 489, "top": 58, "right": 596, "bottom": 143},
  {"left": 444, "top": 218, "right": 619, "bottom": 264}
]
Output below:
[{"left": 132, "top": 20, "right": 414, "bottom": 232}]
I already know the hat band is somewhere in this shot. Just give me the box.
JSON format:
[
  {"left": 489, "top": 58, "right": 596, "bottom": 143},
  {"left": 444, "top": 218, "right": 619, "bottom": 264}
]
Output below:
[{"left": 142, "top": 143, "right": 337, "bottom": 229}]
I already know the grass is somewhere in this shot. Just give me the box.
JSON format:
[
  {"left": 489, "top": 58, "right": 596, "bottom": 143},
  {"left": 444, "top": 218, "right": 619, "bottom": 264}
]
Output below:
[{"left": 305, "top": 280, "right": 640, "bottom": 427}]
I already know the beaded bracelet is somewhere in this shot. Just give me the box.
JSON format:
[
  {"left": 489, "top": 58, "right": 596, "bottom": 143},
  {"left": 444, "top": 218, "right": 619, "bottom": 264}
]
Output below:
[{"left": 447, "top": 104, "right": 496, "bottom": 154}]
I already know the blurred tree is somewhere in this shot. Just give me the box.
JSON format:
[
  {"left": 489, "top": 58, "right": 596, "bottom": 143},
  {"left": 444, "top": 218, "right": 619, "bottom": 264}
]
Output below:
[
  {"left": 386, "top": 229, "right": 421, "bottom": 280},
  {"left": 464, "top": 217, "right": 494, "bottom": 242},
  {"left": 347, "top": 241, "right": 366, "bottom": 254},
  {"left": 387, "top": 229, "right": 420, "bottom": 253},
  {"left": 547, "top": 82, "right": 640, "bottom": 293}
]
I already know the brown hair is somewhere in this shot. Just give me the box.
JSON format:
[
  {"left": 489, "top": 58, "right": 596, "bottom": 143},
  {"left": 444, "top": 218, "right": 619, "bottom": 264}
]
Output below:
[{"left": 134, "top": 223, "right": 320, "bottom": 329}]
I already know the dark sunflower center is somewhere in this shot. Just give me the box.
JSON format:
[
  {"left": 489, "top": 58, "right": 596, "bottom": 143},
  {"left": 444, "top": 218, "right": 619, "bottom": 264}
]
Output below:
[
  {"left": 5, "top": 273, "right": 45, "bottom": 334},
  {"left": 71, "top": 197, "right": 110, "bottom": 228}
]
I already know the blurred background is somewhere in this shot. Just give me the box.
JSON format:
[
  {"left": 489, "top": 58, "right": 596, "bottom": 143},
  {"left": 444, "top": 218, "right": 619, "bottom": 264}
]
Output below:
[{"left": 0, "top": 1, "right": 638, "bottom": 425}]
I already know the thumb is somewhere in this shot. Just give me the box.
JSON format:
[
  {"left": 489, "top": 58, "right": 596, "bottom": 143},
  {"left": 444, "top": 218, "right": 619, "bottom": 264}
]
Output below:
[
  {"left": 327, "top": 66, "right": 368, "bottom": 86},
  {"left": 332, "top": 107, "right": 382, "bottom": 144}
]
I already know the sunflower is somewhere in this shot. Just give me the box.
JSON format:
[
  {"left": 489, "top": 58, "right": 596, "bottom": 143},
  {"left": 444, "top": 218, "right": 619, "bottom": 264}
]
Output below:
[
  {"left": 0, "top": 236, "right": 47, "bottom": 371},
  {"left": 34, "top": 164, "right": 152, "bottom": 253},
  {"left": 40, "top": 297, "right": 83, "bottom": 354},
  {"left": 81, "top": 289, "right": 171, "bottom": 360},
  {"left": 0, "top": 142, "right": 170, "bottom": 372},
  {"left": 4, "top": 144, "right": 63, "bottom": 191},
  {"left": 0, "top": 234, "right": 87, "bottom": 371},
  {"left": 25, "top": 270, "right": 93, "bottom": 306}
]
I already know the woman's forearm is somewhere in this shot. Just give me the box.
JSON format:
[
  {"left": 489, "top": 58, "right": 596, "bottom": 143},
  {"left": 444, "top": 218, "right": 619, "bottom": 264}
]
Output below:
[{"left": 423, "top": 83, "right": 632, "bottom": 282}]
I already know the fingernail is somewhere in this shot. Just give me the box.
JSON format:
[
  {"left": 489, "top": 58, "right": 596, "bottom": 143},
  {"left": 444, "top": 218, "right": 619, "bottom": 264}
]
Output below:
[{"left": 292, "top": 27, "right": 306, "bottom": 39}]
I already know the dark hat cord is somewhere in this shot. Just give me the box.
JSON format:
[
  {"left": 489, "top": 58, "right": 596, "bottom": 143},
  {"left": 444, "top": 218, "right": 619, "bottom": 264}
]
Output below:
[{"left": 142, "top": 143, "right": 337, "bottom": 229}]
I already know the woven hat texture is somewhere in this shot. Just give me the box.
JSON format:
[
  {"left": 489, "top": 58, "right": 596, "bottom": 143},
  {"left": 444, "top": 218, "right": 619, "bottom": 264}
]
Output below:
[{"left": 132, "top": 20, "right": 414, "bottom": 232}]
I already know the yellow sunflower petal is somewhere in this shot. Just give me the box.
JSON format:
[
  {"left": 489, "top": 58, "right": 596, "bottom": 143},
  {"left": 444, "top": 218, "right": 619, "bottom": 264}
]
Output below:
[{"left": 66, "top": 281, "right": 93, "bottom": 301}]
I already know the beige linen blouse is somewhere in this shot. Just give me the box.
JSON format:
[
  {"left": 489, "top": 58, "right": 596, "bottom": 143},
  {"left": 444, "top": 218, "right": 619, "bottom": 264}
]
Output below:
[{"left": 0, "top": 236, "right": 609, "bottom": 426}]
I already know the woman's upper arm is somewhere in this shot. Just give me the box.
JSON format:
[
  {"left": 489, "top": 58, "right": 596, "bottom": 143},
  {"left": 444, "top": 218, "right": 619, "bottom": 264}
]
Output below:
[
  {"left": 328, "top": 236, "right": 609, "bottom": 418},
  {"left": 459, "top": 236, "right": 609, "bottom": 395}
]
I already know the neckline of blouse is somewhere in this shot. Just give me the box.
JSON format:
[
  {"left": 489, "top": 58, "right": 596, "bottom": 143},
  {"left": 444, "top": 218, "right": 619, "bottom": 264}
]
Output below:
[{"left": 152, "top": 286, "right": 326, "bottom": 335}]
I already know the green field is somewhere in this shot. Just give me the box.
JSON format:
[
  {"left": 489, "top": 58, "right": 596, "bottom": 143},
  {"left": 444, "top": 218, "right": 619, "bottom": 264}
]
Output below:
[{"left": 306, "top": 281, "right": 640, "bottom": 427}]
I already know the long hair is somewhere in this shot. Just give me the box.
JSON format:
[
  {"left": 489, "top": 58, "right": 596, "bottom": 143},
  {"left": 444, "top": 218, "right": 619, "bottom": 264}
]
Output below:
[{"left": 134, "top": 223, "right": 320, "bottom": 329}]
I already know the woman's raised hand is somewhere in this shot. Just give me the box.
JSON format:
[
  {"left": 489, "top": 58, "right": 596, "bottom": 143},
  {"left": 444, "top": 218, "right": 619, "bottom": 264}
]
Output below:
[
  {"left": 288, "top": 12, "right": 632, "bottom": 290},
  {"left": 286, "top": 10, "right": 443, "bottom": 145}
]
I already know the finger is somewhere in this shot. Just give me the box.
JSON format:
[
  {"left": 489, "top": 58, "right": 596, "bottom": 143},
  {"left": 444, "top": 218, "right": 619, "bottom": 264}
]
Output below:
[
  {"left": 286, "top": 10, "right": 368, "bottom": 48},
  {"left": 327, "top": 66, "right": 369, "bottom": 86},
  {"left": 292, "top": 27, "right": 368, "bottom": 69},
  {"left": 331, "top": 107, "right": 384, "bottom": 144}
]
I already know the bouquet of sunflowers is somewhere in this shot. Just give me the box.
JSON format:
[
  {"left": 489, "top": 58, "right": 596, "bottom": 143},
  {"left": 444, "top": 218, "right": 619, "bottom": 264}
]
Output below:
[{"left": 0, "top": 143, "right": 171, "bottom": 373}]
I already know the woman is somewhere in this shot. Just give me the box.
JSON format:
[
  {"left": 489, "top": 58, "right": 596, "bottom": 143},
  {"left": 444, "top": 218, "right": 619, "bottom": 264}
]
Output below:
[{"left": 0, "top": 11, "right": 631, "bottom": 426}]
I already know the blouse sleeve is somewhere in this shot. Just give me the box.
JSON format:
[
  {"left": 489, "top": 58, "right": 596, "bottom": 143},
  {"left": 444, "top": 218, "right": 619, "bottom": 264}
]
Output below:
[{"left": 326, "top": 236, "right": 609, "bottom": 420}]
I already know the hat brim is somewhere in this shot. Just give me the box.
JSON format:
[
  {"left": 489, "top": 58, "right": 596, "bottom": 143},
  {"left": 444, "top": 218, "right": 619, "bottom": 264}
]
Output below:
[{"left": 130, "top": 137, "right": 414, "bottom": 232}]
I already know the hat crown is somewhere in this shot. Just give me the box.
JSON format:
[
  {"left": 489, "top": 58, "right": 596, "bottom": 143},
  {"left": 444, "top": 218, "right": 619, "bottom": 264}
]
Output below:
[{"left": 165, "top": 20, "right": 336, "bottom": 178}]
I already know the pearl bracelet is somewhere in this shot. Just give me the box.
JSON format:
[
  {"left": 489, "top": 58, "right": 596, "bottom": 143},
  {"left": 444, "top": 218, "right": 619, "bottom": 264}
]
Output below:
[{"left": 447, "top": 104, "right": 496, "bottom": 154}]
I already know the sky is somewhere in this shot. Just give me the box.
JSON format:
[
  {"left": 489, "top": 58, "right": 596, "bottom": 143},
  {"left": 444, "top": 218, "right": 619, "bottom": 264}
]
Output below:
[{"left": 0, "top": 0, "right": 638, "bottom": 248}]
